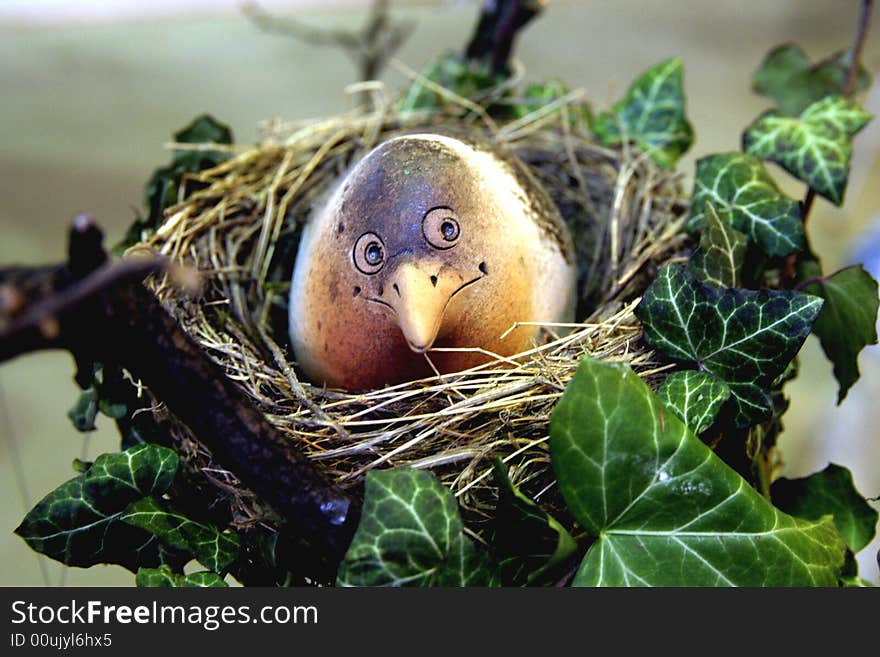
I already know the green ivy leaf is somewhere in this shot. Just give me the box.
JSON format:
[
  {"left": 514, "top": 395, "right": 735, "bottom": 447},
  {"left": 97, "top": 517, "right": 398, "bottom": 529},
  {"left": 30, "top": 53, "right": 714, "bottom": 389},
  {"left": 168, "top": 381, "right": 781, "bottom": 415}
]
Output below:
[
  {"left": 507, "top": 79, "right": 593, "bottom": 129},
  {"left": 67, "top": 387, "right": 98, "bottom": 432},
  {"left": 98, "top": 398, "right": 128, "bottom": 420},
  {"left": 136, "top": 565, "right": 228, "bottom": 588},
  {"left": 635, "top": 265, "right": 823, "bottom": 426},
  {"left": 336, "top": 469, "right": 498, "bottom": 587},
  {"left": 117, "top": 114, "right": 234, "bottom": 254},
  {"left": 433, "top": 535, "right": 498, "bottom": 587},
  {"left": 593, "top": 58, "right": 693, "bottom": 169},
  {"left": 173, "top": 114, "right": 233, "bottom": 156},
  {"left": 801, "top": 264, "right": 880, "bottom": 402},
  {"left": 742, "top": 95, "right": 872, "bottom": 205},
  {"left": 772, "top": 464, "right": 878, "bottom": 553},
  {"left": 72, "top": 363, "right": 171, "bottom": 450},
  {"left": 84, "top": 444, "right": 179, "bottom": 509},
  {"left": 144, "top": 114, "right": 233, "bottom": 218},
  {"left": 687, "top": 153, "right": 804, "bottom": 257},
  {"left": 491, "top": 460, "right": 578, "bottom": 585},
  {"left": 15, "top": 478, "right": 185, "bottom": 572},
  {"left": 398, "top": 53, "right": 506, "bottom": 113},
  {"left": 657, "top": 371, "right": 730, "bottom": 435},
  {"left": 122, "top": 497, "right": 240, "bottom": 573},
  {"left": 688, "top": 206, "right": 749, "bottom": 288},
  {"left": 753, "top": 44, "right": 872, "bottom": 116},
  {"left": 550, "top": 357, "right": 846, "bottom": 586},
  {"left": 72, "top": 458, "right": 92, "bottom": 474}
]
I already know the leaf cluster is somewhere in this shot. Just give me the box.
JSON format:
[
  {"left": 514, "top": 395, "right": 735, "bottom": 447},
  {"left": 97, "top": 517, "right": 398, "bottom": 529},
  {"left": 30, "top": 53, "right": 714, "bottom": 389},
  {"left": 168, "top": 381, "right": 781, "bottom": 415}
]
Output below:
[
  {"left": 16, "top": 445, "right": 237, "bottom": 587},
  {"left": 338, "top": 34, "right": 878, "bottom": 587},
  {"left": 339, "top": 357, "right": 873, "bottom": 586}
]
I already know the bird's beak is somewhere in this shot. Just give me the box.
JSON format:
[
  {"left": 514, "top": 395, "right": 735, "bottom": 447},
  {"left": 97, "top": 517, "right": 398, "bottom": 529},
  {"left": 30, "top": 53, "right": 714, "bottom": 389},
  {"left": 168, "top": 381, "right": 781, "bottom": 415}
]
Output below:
[{"left": 387, "top": 261, "right": 468, "bottom": 353}]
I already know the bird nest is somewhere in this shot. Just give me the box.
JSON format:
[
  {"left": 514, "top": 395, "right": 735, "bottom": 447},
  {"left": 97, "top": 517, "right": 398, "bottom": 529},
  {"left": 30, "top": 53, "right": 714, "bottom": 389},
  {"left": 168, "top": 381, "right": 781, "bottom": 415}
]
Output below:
[{"left": 136, "top": 89, "right": 688, "bottom": 527}]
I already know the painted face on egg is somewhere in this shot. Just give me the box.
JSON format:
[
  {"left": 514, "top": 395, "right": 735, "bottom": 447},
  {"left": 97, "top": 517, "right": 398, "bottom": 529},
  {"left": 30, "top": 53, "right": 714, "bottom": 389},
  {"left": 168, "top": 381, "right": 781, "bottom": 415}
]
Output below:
[{"left": 289, "top": 133, "right": 575, "bottom": 391}]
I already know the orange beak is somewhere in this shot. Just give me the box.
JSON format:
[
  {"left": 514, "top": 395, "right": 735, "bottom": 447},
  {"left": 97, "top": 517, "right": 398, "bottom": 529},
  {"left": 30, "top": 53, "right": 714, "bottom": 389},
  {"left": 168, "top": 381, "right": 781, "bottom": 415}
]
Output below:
[{"left": 387, "top": 261, "right": 470, "bottom": 353}]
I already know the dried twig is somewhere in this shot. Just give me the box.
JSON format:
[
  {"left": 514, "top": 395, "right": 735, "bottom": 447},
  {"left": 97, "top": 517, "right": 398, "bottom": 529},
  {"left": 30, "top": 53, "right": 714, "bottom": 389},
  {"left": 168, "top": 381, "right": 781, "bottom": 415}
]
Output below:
[{"left": 241, "top": 0, "right": 416, "bottom": 84}]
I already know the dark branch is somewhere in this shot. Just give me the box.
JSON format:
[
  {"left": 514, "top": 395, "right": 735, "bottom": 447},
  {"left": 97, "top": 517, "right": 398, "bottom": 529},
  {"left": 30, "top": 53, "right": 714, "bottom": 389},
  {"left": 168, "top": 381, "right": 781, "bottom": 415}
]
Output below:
[
  {"left": 465, "top": 0, "right": 547, "bottom": 75},
  {"left": 0, "top": 217, "right": 358, "bottom": 572}
]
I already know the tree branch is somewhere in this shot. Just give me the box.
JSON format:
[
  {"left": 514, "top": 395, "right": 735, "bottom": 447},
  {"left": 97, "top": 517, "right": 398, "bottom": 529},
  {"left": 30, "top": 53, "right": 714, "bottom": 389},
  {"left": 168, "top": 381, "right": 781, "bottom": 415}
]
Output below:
[
  {"left": 0, "top": 216, "right": 359, "bottom": 573},
  {"left": 465, "top": 0, "right": 548, "bottom": 74}
]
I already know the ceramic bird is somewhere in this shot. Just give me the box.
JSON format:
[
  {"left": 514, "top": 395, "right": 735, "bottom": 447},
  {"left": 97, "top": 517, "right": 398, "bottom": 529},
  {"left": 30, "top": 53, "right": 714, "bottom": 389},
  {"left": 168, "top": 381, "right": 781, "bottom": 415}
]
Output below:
[{"left": 288, "top": 132, "right": 575, "bottom": 390}]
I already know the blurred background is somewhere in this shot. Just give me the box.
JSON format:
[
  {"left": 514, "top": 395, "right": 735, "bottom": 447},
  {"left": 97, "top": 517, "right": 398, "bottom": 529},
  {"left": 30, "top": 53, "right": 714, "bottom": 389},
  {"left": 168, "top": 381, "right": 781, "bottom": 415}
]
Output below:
[{"left": 1, "top": 0, "right": 878, "bottom": 586}]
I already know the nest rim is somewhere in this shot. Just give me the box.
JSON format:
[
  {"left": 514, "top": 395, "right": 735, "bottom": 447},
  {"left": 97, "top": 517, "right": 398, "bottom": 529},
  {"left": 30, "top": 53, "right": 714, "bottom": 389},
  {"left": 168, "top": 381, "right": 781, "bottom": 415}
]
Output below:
[{"left": 136, "top": 82, "right": 688, "bottom": 527}]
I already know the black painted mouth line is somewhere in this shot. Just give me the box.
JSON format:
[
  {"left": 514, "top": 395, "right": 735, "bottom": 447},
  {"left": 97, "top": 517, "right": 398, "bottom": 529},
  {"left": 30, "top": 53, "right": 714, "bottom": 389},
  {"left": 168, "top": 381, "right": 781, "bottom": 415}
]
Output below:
[{"left": 448, "top": 274, "right": 482, "bottom": 302}]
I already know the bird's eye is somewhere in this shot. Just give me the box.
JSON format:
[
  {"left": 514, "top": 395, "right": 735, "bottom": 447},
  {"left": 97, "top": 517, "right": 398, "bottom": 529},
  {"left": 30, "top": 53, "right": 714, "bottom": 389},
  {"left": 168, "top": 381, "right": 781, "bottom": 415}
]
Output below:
[
  {"left": 423, "top": 206, "right": 461, "bottom": 250},
  {"left": 353, "top": 232, "right": 385, "bottom": 275}
]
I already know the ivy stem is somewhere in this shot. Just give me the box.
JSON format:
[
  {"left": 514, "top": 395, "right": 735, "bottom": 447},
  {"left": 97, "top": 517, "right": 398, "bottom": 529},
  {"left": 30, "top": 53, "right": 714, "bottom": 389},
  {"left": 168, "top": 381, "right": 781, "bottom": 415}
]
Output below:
[
  {"left": 801, "top": 189, "right": 816, "bottom": 227},
  {"left": 758, "top": 454, "right": 773, "bottom": 501},
  {"left": 793, "top": 275, "right": 825, "bottom": 292}
]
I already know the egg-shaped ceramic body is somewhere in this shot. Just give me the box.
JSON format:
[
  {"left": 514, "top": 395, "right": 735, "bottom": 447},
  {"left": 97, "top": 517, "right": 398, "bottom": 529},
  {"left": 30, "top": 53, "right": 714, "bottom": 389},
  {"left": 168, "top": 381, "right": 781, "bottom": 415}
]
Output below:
[{"left": 289, "top": 133, "right": 575, "bottom": 390}]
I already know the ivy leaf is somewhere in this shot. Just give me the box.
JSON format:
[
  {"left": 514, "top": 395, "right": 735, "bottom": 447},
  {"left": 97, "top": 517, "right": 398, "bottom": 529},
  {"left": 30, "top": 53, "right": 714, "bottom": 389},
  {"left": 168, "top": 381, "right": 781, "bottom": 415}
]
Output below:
[
  {"left": 15, "top": 445, "right": 181, "bottom": 569},
  {"left": 98, "top": 398, "right": 128, "bottom": 420},
  {"left": 801, "top": 264, "right": 880, "bottom": 402},
  {"left": 687, "top": 153, "right": 804, "bottom": 257},
  {"left": 82, "top": 444, "right": 178, "bottom": 512},
  {"left": 491, "top": 460, "right": 578, "bottom": 585},
  {"left": 144, "top": 114, "right": 233, "bottom": 220},
  {"left": 593, "top": 58, "right": 693, "bottom": 169},
  {"left": 136, "top": 565, "right": 228, "bottom": 588},
  {"left": 67, "top": 387, "right": 98, "bottom": 432},
  {"left": 507, "top": 79, "right": 593, "bottom": 129},
  {"left": 14, "top": 476, "right": 186, "bottom": 572},
  {"left": 657, "top": 371, "right": 730, "bottom": 435},
  {"left": 73, "top": 363, "right": 172, "bottom": 450},
  {"left": 742, "top": 95, "right": 872, "bottom": 205},
  {"left": 336, "top": 469, "right": 498, "bottom": 587},
  {"left": 398, "top": 53, "right": 506, "bottom": 113},
  {"left": 121, "top": 497, "right": 240, "bottom": 573},
  {"left": 172, "top": 114, "right": 233, "bottom": 159},
  {"left": 772, "top": 464, "right": 878, "bottom": 553},
  {"left": 688, "top": 206, "right": 749, "bottom": 288},
  {"left": 116, "top": 114, "right": 234, "bottom": 253},
  {"left": 635, "top": 265, "right": 823, "bottom": 426},
  {"left": 433, "top": 535, "right": 499, "bottom": 587},
  {"left": 753, "top": 44, "right": 872, "bottom": 116},
  {"left": 550, "top": 357, "right": 845, "bottom": 586}
]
